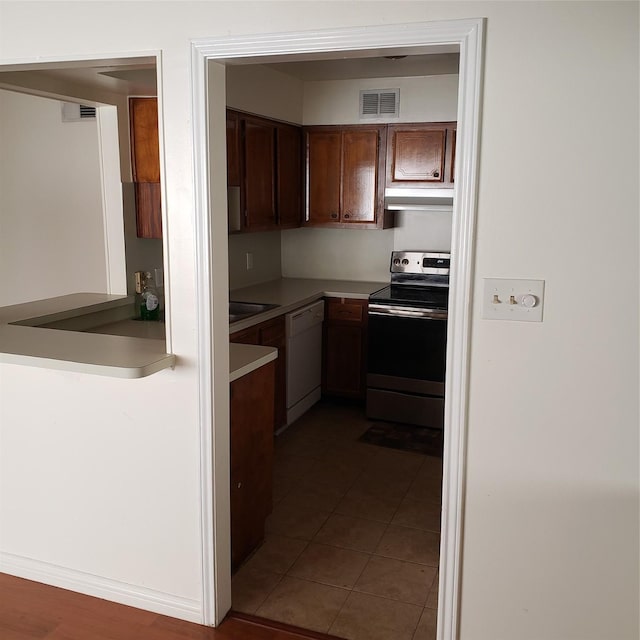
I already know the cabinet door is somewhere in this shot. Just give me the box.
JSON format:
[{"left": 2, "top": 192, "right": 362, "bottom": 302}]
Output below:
[
  {"left": 230, "top": 362, "right": 275, "bottom": 571},
  {"left": 258, "top": 316, "right": 287, "bottom": 431},
  {"left": 130, "top": 97, "right": 162, "bottom": 239},
  {"left": 130, "top": 98, "right": 160, "bottom": 182},
  {"left": 226, "top": 110, "right": 241, "bottom": 187},
  {"left": 276, "top": 123, "right": 302, "bottom": 229},
  {"left": 341, "top": 129, "right": 380, "bottom": 223},
  {"left": 323, "top": 298, "right": 367, "bottom": 399},
  {"left": 231, "top": 318, "right": 286, "bottom": 432},
  {"left": 242, "top": 116, "right": 276, "bottom": 231},
  {"left": 449, "top": 127, "right": 457, "bottom": 183},
  {"left": 387, "top": 125, "right": 446, "bottom": 186},
  {"left": 134, "top": 183, "right": 162, "bottom": 239},
  {"left": 324, "top": 324, "right": 365, "bottom": 398},
  {"left": 306, "top": 130, "right": 342, "bottom": 224}
]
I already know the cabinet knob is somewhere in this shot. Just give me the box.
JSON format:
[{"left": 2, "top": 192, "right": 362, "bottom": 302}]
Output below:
[
  {"left": 237, "top": 482, "right": 242, "bottom": 489},
  {"left": 344, "top": 213, "right": 350, "bottom": 219},
  {"left": 433, "top": 171, "right": 439, "bottom": 178},
  {"left": 331, "top": 213, "right": 338, "bottom": 219}
]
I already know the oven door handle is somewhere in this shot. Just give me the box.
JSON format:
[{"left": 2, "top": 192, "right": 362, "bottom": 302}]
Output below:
[{"left": 368, "top": 304, "right": 448, "bottom": 320}]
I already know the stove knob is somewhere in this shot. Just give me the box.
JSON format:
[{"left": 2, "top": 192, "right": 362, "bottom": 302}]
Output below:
[
  {"left": 401, "top": 259, "right": 409, "bottom": 265},
  {"left": 393, "top": 258, "right": 400, "bottom": 266}
]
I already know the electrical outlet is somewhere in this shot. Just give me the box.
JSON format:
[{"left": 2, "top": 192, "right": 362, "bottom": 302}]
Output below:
[
  {"left": 134, "top": 271, "right": 144, "bottom": 294},
  {"left": 246, "top": 252, "right": 254, "bottom": 270},
  {"left": 482, "top": 278, "right": 545, "bottom": 322}
]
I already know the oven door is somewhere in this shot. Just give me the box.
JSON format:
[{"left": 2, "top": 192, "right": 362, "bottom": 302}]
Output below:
[{"left": 367, "top": 304, "right": 447, "bottom": 427}]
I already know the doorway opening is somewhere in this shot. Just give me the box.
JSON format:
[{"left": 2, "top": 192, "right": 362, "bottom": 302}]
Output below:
[
  {"left": 192, "top": 18, "right": 484, "bottom": 639},
  {"left": 225, "top": 52, "right": 456, "bottom": 639}
]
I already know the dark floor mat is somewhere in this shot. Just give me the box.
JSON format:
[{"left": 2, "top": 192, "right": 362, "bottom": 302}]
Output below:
[{"left": 359, "top": 421, "right": 443, "bottom": 457}]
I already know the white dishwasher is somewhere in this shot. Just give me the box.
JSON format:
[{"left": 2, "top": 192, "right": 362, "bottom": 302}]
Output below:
[{"left": 286, "top": 300, "right": 325, "bottom": 427}]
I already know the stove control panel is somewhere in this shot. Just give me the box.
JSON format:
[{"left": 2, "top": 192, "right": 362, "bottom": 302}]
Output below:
[{"left": 390, "top": 251, "right": 450, "bottom": 275}]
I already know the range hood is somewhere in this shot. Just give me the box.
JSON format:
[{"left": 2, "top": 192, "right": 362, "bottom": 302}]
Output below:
[{"left": 384, "top": 187, "right": 454, "bottom": 212}]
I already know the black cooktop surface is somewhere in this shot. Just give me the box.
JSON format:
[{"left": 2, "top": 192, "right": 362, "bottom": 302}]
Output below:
[{"left": 369, "top": 284, "right": 449, "bottom": 310}]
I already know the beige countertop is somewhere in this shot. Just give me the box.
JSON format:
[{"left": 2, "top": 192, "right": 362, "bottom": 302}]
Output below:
[
  {"left": 229, "top": 277, "right": 385, "bottom": 333},
  {"left": 0, "top": 280, "right": 384, "bottom": 381},
  {"left": 0, "top": 293, "right": 175, "bottom": 379},
  {"left": 229, "top": 343, "right": 278, "bottom": 382}
]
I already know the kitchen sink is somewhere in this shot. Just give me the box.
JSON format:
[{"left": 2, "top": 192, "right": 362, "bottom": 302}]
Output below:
[{"left": 229, "top": 301, "right": 279, "bottom": 323}]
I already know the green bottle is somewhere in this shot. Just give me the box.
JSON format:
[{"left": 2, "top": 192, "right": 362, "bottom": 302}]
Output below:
[{"left": 140, "top": 271, "right": 160, "bottom": 321}]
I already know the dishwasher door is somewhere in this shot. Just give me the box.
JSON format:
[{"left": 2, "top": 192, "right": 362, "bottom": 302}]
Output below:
[{"left": 286, "top": 300, "right": 325, "bottom": 426}]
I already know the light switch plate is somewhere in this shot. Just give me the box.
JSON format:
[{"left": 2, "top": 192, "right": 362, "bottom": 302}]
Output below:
[{"left": 482, "top": 278, "right": 545, "bottom": 322}]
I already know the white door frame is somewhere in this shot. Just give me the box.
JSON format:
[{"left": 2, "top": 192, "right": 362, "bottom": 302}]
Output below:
[{"left": 191, "top": 18, "right": 484, "bottom": 638}]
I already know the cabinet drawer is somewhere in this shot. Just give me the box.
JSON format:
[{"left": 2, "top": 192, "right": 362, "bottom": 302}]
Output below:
[{"left": 327, "top": 300, "right": 365, "bottom": 324}]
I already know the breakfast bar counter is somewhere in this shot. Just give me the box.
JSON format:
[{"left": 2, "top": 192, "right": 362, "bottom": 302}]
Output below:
[{"left": 0, "top": 293, "right": 175, "bottom": 378}]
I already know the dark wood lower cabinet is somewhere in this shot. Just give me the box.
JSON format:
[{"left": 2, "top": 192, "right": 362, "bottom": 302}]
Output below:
[
  {"left": 230, "top": 316, "right": 287, "bottom": 432},
  {"left": 230, "top": 360, "right": 275, "bottom": 571},
  {"left": 323, "top": 298, "right": 368, "bottom": 399}
]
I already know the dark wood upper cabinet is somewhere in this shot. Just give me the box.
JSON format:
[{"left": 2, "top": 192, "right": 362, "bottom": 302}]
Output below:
[
  {"left": 226, "top": 114, "right": 457, "bottom": 233},
  {"left": 304, "top": 125, "right": 391, "bottom": 229},
  {"left": 450, "top": 128, "right": 457, "bottom": 183},
  {"left": 129, "top": 97, "right": 162, "bottom": 239},
  {"left": 226, "top": 109, "right": 302, "bottom": 233},
  {"left": 130, "top": 97, "right": 160, "bottom": 183},
  {"left": 226, "top": 110, "right": 240, "bottom": 187},
  {"left": 306, "top": 129, "right": 342, "bottom": 225},
  {"left": 242, "top": 115, "right": 277, "bottom": 231},
  {"left": 342, "top": 129, "right": 380, "bottom": 223},
  {"left": 276, "top": 122, "right": 303, "bottom": 229},
  {"left": 386, "top": 122, "right": 457, "bottom": 189}
]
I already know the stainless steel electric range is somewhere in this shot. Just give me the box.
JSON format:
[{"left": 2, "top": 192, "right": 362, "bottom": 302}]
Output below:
[{"left": 366, "top": 251, "right": 450, "bottom": 429}]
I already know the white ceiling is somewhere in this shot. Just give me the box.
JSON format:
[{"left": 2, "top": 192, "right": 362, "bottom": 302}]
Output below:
[
  {"left": 257, "top": 52, "right": 459, "bottom": 81},
  {"left": 0, "top": 46, "right": 459, "bottom": 102},
  {"left": 0, "top": 58, "right": 157, "bottom": 100}
]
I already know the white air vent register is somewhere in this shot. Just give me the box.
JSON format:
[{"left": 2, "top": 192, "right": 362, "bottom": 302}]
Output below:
[
  {"left": 62, "top": 103, "right": 97, "bottom": 122},
  {"left": 359, "top": 89, "right": 400, "bottom": 120}
]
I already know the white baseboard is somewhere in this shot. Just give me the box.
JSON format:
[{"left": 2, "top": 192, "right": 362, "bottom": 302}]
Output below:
[{"left": 0, "top": 551, "right": 202, "bottom": 623}]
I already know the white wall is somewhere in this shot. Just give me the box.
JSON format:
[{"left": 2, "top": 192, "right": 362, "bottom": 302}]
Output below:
[
  {"left": 0, "top": 2, "right": 637, "bottom": 638},
  {"left": 281, "top": 227, "right": 393, "bottom": 282},
  {"left": 303, "top": 74, "right": 458, "bottom": 125},
  {"left": 228, "top": 230, "right": 282, "bottom": 290},
  {"left": 393, "top": 210, "right": 452, "bottom": 252},
  {"left": 226, "top": 64, "right": 303, "bottom": 124},
  {"left": 0, "top": 90, "right": 108, "bottom": 305}
]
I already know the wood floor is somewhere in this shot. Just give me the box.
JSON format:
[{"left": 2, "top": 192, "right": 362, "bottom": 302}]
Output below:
[{"left": 0, "top": 573, "right": 337, "bottom": 640}]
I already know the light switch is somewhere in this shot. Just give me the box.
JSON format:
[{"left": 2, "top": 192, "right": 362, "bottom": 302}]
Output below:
[{"left": 483, "top": 278, "right": 545, "bottom": 322}]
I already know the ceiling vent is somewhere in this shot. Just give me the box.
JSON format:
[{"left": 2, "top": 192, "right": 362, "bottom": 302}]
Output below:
[
  {"left": 359, "top": 89, "right": 400, "bottom": 120},
  {"left": 62, "top": 103, "right": 97, "bottom": 122}
]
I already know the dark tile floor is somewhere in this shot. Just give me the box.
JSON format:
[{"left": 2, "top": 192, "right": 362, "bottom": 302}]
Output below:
[{"left": 232, "top": 400, "right": 442, "bottom": 640}]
